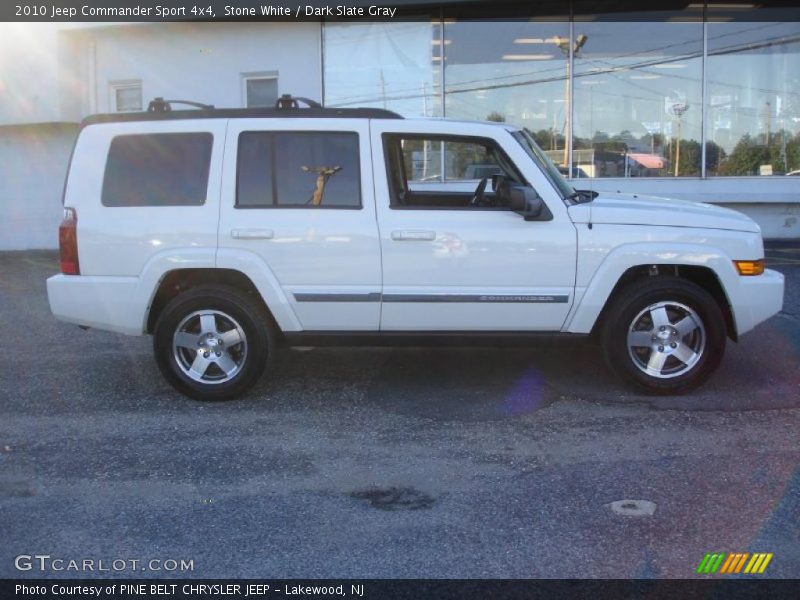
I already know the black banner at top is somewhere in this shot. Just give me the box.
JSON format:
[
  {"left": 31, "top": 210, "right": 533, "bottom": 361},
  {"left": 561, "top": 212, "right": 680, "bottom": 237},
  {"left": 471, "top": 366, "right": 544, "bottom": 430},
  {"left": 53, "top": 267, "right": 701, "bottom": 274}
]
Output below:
[{"left": 3, "top": 1, "right": 800, "bottom": 23}]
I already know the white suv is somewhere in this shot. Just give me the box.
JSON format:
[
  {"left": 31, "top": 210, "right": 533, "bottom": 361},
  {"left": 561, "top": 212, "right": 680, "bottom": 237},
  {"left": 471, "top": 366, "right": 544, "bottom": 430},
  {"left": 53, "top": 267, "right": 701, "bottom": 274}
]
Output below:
[{"left": 47, "top": 96, "right": 784, "bottom": 400}]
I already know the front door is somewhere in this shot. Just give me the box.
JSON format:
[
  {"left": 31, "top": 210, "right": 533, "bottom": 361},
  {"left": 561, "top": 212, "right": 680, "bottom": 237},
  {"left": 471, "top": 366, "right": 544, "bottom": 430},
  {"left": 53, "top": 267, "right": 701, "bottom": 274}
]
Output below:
[{"left": 371, "top": 121, "right": 577, "bottom": 331}]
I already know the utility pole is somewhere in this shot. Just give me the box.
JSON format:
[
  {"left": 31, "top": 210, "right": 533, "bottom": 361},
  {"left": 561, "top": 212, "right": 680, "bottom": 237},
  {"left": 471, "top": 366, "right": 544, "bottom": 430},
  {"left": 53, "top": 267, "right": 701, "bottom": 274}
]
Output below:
[
  {"left": 764, "top": 100, "right": 772, "bottom": 146},
  {"left": 554, "top": 34, "right": 587, "bottom": 169},
  {"left": 670, "top": 102, "right": 689, "bottom": 177},
  {"left": 380, "top": 70, "right": 387, "bottom": 110}
]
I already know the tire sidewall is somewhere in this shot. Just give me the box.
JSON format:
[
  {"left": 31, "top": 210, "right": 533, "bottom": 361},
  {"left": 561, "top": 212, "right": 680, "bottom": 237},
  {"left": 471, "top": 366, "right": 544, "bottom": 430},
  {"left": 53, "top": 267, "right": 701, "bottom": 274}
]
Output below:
[
  {"left": 603, "top": 279, "right": 726, "bottom": 394},
  {"left": 153, "top": 287, "right": 272, "bottom": 401}
]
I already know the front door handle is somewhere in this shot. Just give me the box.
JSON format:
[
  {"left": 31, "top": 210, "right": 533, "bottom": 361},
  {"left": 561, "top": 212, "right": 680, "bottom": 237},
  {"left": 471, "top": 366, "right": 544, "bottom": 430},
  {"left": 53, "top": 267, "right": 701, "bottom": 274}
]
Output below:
[
  {"left": 231, "top": 228, "right": 274, "bottom": 240},
  {"left": 391, "top": 230, "right": 436, "bottom": 241}
]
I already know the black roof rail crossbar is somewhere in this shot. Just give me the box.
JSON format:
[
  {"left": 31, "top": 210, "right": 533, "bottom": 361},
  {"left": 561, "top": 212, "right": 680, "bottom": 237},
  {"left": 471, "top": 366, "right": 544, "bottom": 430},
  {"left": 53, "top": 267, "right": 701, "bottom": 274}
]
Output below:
[
  {"left": 275, "top": 94, "right": 322, "bottom": 109},
  {"left": 147, "top": 97, "right": 215, "bottom": 112}
]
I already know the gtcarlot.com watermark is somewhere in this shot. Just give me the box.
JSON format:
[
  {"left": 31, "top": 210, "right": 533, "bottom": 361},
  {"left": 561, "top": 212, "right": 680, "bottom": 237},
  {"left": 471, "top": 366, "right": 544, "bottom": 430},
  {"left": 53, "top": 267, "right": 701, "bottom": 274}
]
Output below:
[{"left": 14, "top": 554, "right": 194, "bottom": 573}]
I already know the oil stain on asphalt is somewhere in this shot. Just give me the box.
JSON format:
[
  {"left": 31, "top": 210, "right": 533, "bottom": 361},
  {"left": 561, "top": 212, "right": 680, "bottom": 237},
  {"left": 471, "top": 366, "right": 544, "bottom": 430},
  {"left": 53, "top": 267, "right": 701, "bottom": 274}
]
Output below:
[{"left": 350, "top": 486, "right": 436, "bottom": 511}]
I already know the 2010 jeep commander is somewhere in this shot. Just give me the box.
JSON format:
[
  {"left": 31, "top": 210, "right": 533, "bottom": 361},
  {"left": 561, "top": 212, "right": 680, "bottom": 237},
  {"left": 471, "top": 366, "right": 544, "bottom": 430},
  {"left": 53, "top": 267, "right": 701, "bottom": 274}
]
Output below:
[{"left": 47, "top": 96, "right": 785, "bottom": 400}]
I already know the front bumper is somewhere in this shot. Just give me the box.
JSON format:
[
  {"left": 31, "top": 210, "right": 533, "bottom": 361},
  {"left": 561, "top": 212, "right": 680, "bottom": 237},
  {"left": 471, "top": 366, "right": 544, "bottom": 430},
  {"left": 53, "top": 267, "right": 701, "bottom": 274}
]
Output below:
[{"left": 733, "top": 268, "right": 784, "bottom": 336}]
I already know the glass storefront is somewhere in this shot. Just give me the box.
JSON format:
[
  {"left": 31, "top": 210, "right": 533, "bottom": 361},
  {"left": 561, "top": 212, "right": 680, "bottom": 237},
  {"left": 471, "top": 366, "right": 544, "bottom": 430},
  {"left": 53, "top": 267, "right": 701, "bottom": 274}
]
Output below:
[
  {"left": 571, "top": 19, "right": 703, "bottom": 178},
  {"left": 323, "top": 20, "right": 442, "bottom": 117},
  {"left": 442, "top": 19, "right": 570, "bottom": 150},
  {"left": 706, "top": 20, "right": 800, "bottom": 176},
  {"left": 323, "top": 8, "right": 800, "bottom": 179}
]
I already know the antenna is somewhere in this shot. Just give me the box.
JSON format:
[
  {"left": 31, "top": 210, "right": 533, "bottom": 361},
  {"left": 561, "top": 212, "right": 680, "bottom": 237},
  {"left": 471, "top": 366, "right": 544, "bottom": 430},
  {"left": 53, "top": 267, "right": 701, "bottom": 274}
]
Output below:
[{"left": 587, "top": 74, "right": 594, "bottom": 230}]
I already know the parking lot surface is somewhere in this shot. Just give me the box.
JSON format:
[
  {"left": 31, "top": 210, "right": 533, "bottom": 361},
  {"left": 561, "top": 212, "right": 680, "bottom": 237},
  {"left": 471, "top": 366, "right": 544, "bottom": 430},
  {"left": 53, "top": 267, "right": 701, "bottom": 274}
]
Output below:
[{"left": 1, "top": 248, "right": 799, "bottom": 578}]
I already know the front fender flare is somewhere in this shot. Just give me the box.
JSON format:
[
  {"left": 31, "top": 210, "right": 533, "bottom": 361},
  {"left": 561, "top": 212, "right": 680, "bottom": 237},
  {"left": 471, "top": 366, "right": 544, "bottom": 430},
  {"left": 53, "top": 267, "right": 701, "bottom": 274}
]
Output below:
[{"left": 563, "top": 242, "right": 740, "bottom": 335}]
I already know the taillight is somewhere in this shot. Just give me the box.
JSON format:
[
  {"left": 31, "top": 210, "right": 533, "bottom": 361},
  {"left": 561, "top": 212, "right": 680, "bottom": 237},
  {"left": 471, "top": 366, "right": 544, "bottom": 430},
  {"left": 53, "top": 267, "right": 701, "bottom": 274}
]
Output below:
[{"left": 59, "top": 207, "right": 79, "bottom": 275}]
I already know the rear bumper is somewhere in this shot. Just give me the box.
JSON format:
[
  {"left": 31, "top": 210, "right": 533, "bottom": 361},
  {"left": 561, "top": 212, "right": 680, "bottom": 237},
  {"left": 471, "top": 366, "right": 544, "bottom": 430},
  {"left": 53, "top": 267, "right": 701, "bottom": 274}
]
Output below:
[
  {"left": 733, "top": 268, "right": 784, "bottom": 336},
  {"left": 47, "top": 274, "right": 146, "bottom": 335}
]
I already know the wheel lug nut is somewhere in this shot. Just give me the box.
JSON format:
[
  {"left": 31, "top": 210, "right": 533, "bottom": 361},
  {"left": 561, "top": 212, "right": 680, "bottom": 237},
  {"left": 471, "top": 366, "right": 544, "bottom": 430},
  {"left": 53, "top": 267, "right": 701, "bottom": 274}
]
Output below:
[
  {"left": 216, "top": 351, "right": 221, "bottom": 357},
  {"left": 660, "top": 326, "right": 666, "bottom": 331},
  {"left": 658, "top": 345, "right": 664, "bottom": 352},
  {"left": 671, "top": 343, "right": 677, "bottom": 348},
  {"left": 203, "top": 351, "right": 209, "bottom": 358}
]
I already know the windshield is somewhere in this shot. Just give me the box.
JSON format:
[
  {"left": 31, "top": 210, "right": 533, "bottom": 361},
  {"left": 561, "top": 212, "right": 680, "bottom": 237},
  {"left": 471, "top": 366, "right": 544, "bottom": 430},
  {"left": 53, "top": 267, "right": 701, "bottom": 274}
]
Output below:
[{"left": 511, "top": 129, "right": 575, "bottom": 200}]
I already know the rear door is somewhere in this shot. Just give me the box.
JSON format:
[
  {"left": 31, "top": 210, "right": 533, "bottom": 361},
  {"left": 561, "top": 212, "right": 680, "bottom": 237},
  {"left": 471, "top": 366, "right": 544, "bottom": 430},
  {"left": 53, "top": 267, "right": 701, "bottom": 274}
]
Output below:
[{"left": 219, "top": 118, "right": 381, "bottom": 330}]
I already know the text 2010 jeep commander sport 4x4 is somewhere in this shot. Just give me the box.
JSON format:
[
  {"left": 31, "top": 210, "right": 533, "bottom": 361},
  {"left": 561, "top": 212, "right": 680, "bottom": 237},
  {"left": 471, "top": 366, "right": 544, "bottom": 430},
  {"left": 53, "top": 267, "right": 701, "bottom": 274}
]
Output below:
[{"left": 47, "top": 96, "right": 784, "bottom": 400}]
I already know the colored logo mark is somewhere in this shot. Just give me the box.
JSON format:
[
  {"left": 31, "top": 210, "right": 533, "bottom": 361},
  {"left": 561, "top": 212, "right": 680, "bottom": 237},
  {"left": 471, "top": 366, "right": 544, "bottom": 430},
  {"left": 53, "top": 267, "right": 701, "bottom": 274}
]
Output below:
[{"left": 696, "top": 552, "right": 773, "bottom": 575}]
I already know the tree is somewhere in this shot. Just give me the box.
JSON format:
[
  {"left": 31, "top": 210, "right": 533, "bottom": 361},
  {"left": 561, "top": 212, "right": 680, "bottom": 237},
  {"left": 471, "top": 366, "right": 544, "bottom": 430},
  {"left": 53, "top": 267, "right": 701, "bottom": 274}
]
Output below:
[
  {"left": 486, "top": 111, "right": 505, "bottom": 123},
  {"left": 718, "top": 131, "right": 800, "bottom": 176}
]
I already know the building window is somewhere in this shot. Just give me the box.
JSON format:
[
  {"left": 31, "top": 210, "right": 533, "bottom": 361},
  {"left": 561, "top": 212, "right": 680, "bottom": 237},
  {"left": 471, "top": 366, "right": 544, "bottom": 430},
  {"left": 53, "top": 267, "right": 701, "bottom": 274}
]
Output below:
[
  {"left": 236, "top": 131, "right": 361, "bottom": 208},
  {"left": 102, "top": 133, "right": 213, "bottom": 207},
  {"left": 110, "top": 80, "right": 142, "bottom": 113},
  {"left": 242, "top": 72, "right": 279, "bottom": 108}
]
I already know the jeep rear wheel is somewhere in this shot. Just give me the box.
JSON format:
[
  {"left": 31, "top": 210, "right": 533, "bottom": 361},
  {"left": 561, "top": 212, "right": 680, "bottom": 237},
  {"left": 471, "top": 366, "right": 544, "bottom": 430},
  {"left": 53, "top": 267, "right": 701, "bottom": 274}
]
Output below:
[
  {"left": 601, "top": 277, "right": 726, "bottom": 394},
  {"left": 153, "top": 285, "right": 273, "bottom": 400}
]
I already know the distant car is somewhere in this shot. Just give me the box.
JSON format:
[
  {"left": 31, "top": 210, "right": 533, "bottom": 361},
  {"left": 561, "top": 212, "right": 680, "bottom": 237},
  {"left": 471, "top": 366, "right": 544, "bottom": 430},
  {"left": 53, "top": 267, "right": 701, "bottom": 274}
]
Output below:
[
  {"left": 463, "top": 164, "right": 504, "bottom": 179},
  {"left": 787, "top": 170, "right": 800, "bottom": 176},
  {"left": 557, "top": 166, "right": 589, "bottom": 178}
]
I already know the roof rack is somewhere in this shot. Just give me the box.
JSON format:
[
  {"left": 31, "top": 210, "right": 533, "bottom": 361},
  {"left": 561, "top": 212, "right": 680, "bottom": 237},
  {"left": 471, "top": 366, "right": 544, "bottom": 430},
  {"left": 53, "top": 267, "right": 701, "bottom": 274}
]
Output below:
[
  {"left": 82, "top": 94, "right": 403, "bottom": 127},
  {"left": 147, "top": 97, "right": 215, "bottom": 112},
  {"left": 274, "top": 94, "right": 322, "bottom": 109}
]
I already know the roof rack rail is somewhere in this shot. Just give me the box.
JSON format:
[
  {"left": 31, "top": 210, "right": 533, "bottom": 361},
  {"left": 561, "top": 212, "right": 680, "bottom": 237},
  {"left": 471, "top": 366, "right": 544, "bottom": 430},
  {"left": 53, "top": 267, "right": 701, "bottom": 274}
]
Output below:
[
  {"left": 275, "top": 94, "right": 322, "bottom": 109},
  {"left": 147, "top": 97, "right": 215, "bottom": 112},
  {"left": 81, "top": 94, "right": 404, "bottom": 128}
]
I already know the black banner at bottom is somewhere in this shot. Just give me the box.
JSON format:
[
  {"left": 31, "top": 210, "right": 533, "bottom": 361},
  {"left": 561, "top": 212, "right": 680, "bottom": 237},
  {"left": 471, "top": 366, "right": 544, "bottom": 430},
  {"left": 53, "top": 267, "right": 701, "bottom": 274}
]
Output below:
[{"left": 4, "top": 579, "right": 800, "bottom": 600}]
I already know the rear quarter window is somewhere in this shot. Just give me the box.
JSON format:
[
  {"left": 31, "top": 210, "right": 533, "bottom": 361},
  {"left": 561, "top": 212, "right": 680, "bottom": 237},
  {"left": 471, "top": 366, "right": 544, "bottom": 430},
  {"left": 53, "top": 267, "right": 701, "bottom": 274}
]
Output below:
[{"left": 101, "top": 132, "right": 213, "bottom": 207}]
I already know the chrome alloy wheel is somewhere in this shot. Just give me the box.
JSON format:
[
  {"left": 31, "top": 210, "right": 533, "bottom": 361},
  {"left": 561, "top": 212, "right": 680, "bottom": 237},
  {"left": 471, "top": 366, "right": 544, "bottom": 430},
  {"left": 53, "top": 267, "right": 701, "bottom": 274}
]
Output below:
[
  {"left": 172, "top": 310, "right": 248, "bottom": 384},
  {"left": 626, "top": 301, "right": 706, "bottom": 379}
]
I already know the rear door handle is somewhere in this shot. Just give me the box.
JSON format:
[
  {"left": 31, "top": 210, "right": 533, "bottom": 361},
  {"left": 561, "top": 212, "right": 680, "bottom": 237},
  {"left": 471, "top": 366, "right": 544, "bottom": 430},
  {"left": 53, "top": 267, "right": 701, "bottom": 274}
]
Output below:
[
  {"left": 231, "top": 228, "right": 274, "bottom": 240},
  {"left": 391, "top": 230, "right": 436, "bottom": 241}
]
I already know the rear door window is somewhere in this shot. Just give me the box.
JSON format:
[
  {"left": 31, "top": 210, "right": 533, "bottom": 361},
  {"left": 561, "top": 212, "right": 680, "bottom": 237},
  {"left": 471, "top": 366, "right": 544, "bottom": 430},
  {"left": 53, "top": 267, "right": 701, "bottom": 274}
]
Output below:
[{"left": 236, "top": 131, "right": 361, "bottom": 208}]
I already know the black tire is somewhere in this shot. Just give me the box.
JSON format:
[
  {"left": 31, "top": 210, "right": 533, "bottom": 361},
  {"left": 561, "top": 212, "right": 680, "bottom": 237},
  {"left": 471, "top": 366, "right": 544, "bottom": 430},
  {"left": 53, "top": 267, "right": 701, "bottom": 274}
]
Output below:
[
  {"left": 153, "top": 285, "right": 274, "bottom": 401},
  {"left": 600, "top": 277, "right": 726, "bottom": 394}
]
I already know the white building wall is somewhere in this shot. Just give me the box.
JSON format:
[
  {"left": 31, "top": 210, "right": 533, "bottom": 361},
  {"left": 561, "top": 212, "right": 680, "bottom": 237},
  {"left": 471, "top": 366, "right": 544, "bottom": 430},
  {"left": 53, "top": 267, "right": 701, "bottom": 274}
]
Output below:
[
  {"left": 80, "top": 22, "right": 322, "bottom": 114},
  {"left": 0, "top": 24, "right": 62, "bottom": 125},
  {"left": 0, "top": 124, "right": 78, "bottom": 250}
]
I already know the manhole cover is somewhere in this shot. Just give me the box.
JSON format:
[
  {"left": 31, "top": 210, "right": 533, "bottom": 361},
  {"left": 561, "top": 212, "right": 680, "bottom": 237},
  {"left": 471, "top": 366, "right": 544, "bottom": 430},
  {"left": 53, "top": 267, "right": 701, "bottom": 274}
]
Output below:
[
  {"left": 351, "top": 486, "right": 435, "bottom": 511},
  {"left": 607, "top": 499, "right": 656, "bottom": 517}
]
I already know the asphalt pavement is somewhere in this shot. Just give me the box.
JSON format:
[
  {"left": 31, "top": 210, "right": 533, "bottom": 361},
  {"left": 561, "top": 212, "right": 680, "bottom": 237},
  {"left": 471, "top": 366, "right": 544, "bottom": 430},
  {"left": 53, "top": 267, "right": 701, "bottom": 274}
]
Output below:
[{"left": 1, "top": 248, "right": 798, "bottom": 579}]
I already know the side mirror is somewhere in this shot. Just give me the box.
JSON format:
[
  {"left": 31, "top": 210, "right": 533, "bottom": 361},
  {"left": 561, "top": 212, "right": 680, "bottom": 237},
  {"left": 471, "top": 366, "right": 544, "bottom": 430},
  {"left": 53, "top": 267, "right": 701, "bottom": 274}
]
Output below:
[{"left": 509, "top": 186, "right": 552, "bottom": 221}]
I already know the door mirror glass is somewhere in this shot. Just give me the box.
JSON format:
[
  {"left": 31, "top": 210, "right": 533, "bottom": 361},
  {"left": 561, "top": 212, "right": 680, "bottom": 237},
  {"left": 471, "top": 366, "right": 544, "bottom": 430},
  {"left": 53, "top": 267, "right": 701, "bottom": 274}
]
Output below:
[{"left": 509, "top": 185, "right": 552, "bottom": 221}]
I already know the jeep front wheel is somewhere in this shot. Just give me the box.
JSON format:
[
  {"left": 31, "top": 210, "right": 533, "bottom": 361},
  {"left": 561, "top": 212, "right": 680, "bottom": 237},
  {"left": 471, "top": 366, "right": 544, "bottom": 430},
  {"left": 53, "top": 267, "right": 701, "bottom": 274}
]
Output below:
[
  {"left": 601, "top": 277, "right": 726, "bottom": 394},
  {"left": 153, "top": 285, "right": 273, "bottom": 400}
]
